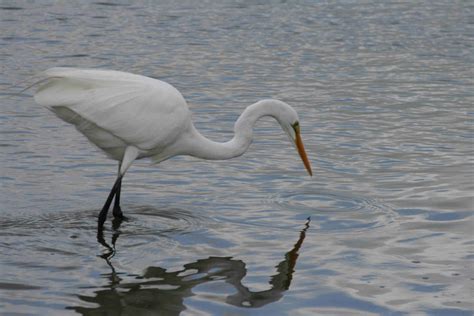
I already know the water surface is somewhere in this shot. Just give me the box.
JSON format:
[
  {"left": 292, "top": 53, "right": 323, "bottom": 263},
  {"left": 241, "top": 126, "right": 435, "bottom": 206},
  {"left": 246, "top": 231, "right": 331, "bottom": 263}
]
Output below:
[{"left": 0, "top": 1, "right": 473, "bottom": 315}]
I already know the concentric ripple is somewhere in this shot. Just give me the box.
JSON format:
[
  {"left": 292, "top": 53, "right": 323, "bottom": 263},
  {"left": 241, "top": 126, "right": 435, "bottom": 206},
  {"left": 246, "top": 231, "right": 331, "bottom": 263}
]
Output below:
[
  {"left": 0, "top": 206, "right": 206, "bottom": 233},
  {"left": 117, "top": 205, "right": 208, "bottom": 236},
  {"left": 270, "top": 189, "right": 398, "bottom": 233}
]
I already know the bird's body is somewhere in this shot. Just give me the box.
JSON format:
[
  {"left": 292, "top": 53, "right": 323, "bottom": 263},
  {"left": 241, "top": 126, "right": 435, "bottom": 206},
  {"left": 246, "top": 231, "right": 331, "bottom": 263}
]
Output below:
[
  {"left": 35, "top": 68, "right": 191, "bottom": 167},
  {"left": 34, "top": 67, "right": 312, "bottom": 230}
]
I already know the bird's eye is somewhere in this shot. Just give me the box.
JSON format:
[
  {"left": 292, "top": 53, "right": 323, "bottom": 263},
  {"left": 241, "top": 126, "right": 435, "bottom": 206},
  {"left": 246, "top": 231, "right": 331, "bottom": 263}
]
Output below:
[{"left": 292, "top": 121, "right": 300, "bottom": 132}]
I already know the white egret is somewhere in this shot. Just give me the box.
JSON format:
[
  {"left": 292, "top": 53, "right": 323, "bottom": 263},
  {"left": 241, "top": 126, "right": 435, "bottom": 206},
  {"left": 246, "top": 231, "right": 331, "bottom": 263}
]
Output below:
[{"left": 34, "top": 67, "right": 312, "bottom": 229}]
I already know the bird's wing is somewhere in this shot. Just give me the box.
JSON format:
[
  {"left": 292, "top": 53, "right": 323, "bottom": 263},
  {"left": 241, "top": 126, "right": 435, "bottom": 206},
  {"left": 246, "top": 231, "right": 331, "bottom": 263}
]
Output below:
[{"left": 35, "top": 68, "right": 191, "bottom": 150}]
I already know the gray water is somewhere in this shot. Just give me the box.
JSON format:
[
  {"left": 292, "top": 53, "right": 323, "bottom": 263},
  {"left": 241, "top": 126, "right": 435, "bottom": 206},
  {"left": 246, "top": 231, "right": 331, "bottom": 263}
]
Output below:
[{"left": 1, "top": 1, "right": 473, "bottom": 315}]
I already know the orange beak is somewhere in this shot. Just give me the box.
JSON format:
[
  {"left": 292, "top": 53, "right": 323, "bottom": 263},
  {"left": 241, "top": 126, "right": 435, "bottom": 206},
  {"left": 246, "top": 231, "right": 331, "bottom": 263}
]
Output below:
[{"left": 295, "top": 128, "right": 313, "bottom": 176}]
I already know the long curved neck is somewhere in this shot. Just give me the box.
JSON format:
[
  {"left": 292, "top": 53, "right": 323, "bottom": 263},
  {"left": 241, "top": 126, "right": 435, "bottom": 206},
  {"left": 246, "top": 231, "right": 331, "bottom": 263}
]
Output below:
[{"left": 184, "top": 99, "right": 286, "bottom": 160}]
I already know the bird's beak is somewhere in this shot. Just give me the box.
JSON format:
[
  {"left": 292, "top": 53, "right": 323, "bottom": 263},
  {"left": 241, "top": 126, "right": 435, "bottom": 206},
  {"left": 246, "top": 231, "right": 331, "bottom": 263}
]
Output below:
[{"left": 294, "top": 126, "right": 313, "bottom": 176}]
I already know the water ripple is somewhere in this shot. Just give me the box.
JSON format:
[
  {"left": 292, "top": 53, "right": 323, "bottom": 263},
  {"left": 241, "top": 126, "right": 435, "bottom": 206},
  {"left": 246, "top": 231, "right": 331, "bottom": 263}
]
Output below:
[
  {"left": 1, "top": 1, "right": 472, "bottom": 315},
  {"left": 0, "top": 206, "right": 207, "bottom": 237},
  {"left": 271, "top": 189, "right": 397, "bottom": 233}
]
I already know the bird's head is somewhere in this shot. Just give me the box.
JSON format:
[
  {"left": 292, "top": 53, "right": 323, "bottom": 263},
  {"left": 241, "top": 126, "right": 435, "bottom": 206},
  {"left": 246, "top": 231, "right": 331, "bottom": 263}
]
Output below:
[
  {"left": 234, "top": 98, "right": 313, "bottom": 176},
  {"left": 272, "top": 101, "right": 313, "bottom": 177}
]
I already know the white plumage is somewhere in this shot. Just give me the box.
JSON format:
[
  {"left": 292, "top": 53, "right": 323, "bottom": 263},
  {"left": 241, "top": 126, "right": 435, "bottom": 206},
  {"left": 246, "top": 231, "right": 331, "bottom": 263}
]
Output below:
[
  {"left": 35, "top": 68, "right": 190, "bottom": 165},
  {"left": 34, "top": 67, "right": 312, "bottom": 229}
]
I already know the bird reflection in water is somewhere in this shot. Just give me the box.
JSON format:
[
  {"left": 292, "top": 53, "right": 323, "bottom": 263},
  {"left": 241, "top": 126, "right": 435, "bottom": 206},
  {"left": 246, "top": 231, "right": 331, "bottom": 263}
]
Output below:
[{"left": 71, "top": 217, "right": 310, "bottom": 314}]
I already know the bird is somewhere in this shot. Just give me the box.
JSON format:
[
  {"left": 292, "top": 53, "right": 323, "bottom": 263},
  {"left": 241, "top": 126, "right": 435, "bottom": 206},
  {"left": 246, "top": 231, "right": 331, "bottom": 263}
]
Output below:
[{"left": 34, "top": 67, "right": 312, "bottom": 230}]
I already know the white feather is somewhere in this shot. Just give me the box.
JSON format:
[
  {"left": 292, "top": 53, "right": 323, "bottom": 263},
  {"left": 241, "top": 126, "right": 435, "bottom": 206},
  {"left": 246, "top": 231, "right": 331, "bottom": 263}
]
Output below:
[
  {"left": 33, "top": 67, "right": 312, "bottom": 227},
  {"left": 35, "top": 67, "right": 191, "bottom": 160}
]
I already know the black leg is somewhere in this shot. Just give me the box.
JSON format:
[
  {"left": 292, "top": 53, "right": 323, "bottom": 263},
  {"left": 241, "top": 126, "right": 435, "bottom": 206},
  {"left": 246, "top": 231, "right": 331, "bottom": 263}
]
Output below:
[
  {"left": 98, "top": 176, "right": 122, "bottom": 230},
  {"left": 112, "top": 177, "right": 124, "bottom": 219}
]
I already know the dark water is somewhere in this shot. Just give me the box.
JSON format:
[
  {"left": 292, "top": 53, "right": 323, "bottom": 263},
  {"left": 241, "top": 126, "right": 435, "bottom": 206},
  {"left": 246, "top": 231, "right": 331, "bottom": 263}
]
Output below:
[{"left": 1, "top": 1, "right": 473, "bottom": 315}]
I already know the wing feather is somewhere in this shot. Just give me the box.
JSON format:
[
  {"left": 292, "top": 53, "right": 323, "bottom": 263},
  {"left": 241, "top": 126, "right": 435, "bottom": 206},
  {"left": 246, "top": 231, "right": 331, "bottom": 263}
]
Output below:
[{"left": 35, "top": 68, "right": 191, "bottom": 151}]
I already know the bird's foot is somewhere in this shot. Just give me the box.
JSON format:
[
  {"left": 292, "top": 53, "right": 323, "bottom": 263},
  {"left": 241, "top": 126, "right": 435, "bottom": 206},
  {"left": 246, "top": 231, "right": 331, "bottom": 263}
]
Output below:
[
  {"left": 98, "top": 211, "right": 107, "bottom": 231},
  {"left": 112, "top": 205, "right": 124, "bottom": 218}
]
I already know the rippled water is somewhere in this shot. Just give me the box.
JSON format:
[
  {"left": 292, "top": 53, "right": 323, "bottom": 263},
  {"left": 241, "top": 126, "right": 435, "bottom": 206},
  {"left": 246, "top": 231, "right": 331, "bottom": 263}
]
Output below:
[{"left": 1, "top": 1, "right": 473, "bottom": 315}]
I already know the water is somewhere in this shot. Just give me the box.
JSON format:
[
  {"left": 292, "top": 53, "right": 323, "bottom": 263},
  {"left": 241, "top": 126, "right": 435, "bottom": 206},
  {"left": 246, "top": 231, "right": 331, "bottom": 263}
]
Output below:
[{"left": 0, "top": 1, "right": 473, "bottom": 315}]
